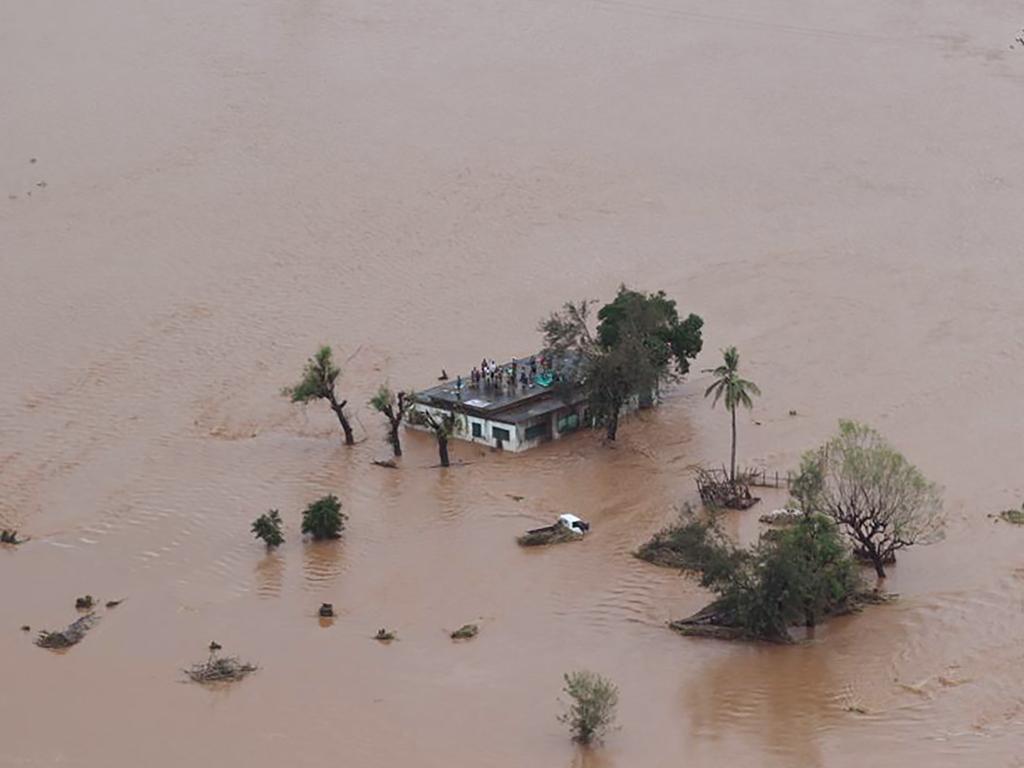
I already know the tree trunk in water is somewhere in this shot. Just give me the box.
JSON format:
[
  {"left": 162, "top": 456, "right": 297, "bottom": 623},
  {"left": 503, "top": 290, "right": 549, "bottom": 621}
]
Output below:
[
  {"left": 605, "top": 408, "right": 619, "bottom": 441},
  {"left": 730, "top": 406, "right": 737, "bottom": 482},
  {"left": 437, "top": 435, "right": 450, "bottom": 467},
  {"left": 328, "top": 396, "right": 355, "bottom": 446},
  {"left": 389, "top": 423, "right": 402, "bottom": 457},
  {"left": 872, "top": 557, "right": 887, "bottom": 580}
]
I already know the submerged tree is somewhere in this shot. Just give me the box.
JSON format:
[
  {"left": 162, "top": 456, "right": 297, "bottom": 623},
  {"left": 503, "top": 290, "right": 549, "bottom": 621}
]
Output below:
[
  {"left": 408, "top": 404, "right": 461, "bottom": 467},
  {"left": 793, "top": 420, "right": 944, "bottom": 578},
  {"left": 283, "top": 346, "right": 355, "bottom": 445},
  {"left": 369, "top": 385, "right": 409, "bottom": 458},
  {"left": 251, "top": 509, "right": 284, "bottom": 549},
  {"left": 301, "top": 494, "right": 347, "bottom": 540},
  {"left": 659, "top": 510, "right": 862, "bottom": 642},
  {"left": 540, "top": 286, "right": 703, "bottom": 440},
  {"left": 703, "top": 346, "right": 760, "bottom": 482},
  {"left": 558, "top": 670, "right": 619, "bottom": 744}
]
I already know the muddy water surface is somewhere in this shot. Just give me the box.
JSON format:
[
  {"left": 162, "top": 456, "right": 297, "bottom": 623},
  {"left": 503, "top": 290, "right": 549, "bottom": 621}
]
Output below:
[{"left": 2, "top": 0, "right": 1024, "bottom": 765}]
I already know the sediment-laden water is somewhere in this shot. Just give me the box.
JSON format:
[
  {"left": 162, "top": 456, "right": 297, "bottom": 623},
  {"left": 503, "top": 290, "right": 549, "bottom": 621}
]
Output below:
[{"left": 2, "top": 1, "right": 1023, "bottom": 765}]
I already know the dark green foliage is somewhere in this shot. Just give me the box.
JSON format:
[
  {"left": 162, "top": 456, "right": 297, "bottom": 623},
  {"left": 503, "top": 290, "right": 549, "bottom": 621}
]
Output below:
[
  {"left": 652, "top": 511, "right": 860, "bottom": 642},
  {"left": 301, "top": 495, "right": 347, "bottom": 540},
  {"left": 540, "top": 286, "right": 703, "bottom": 441},
  {"left": 251, "top": 509, "right": 284, "bottom": 548},
  {"left": 710, "top": 515, "right": 860, "bottom": 641},
  {"left": 558, "top": 670, "right": 619, "bottom": 744},
  {"left": 595, "top": 286, "right": 704, "bottom": 375}
]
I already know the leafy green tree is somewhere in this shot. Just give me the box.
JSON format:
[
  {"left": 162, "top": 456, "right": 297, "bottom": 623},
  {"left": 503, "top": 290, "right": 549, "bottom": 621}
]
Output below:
[
  {"left": 283, "top": 346, "right": 355, "bottom": 445},
  {"left": 793, "top": 420, "right": 944, "bottom": 578},
  {"left": 408, "top": 403, "right": 460, "bottom": 467},
  {"left": 558, "top": 670, "right": 619, "bottom": 744},
  {"left": 703, "top": 346, "right": 761, "bottom": 482},
  {"left": 369, "top": 385, "right": 408, "bottom": 457},
  {"left": 540, "top": 286, "right": 703, "bottom": 440},
  {"left": 301, "top": 494, "right": 347, "bottom": 540},
  {"left": 251, "top": 509, "right": 284, "bottom": 548}
]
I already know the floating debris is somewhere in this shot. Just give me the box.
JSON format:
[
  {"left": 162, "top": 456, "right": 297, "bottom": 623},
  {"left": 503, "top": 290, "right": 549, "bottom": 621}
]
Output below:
[
  {"left": 20, "top": 625, "right": 30, "bottom": 632},
  {"left": 75, "top": 595, "right": 95, "bottom": 611},
  {"left": 184, "top": 650, "right": 258, "bottom": 684},
  {"left": 36, "top": 614, "right": 99, "bottom": 649},
  {"left": 374, "top": 628, "right": 396, "bottom": 642},
  {"left": 319, "top": 603, "right": 335, "bottom": 618},
  {"left": 105, "top": 599, "right": 124, "bottom": 609},
  {"left": 450, "top": 623, "right": 479, "bottom": 640},
  {"left": 1, "top": 530, "right": 22, "bottom": 545},
  {"left": 371, "top": 459, "right": 398, "bottom": 469}
]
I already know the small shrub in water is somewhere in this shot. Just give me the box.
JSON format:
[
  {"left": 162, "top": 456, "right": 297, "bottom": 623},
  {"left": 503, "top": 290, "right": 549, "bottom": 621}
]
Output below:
[
  {"left": 450, "top": 623, "right": 478, "bottom": 640},
  {"left": 558, "top": 670, "right": 618, "bottom": 744},
  {"left": 252, "top": 509, "right": 285, "bottom": 548},
  {"left": 301, "top": 495, "right": 346, "bottom": 540}
]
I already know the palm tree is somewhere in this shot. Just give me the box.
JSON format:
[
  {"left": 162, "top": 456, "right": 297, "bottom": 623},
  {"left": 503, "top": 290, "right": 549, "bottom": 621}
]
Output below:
[{"left": 703, "top": 347, "right": 760, "bottom": 482}]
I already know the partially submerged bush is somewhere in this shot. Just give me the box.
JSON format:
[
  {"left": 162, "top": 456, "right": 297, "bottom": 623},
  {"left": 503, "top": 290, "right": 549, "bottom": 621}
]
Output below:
[
  {"left": 1, "top": 530, "right": 22, "bottom": 545},
  {"left": 669, "top": 513, "right": 862, "bottom": 642},
  {"left": 558, "top": 670, "right": 619, "bottom": 744},
  {"left": 635, "top": 505, "right": 737, "bottom": 574},
  {"left": 75, "top": 595, "right": 94, "bottom": 610},
  {"left": 184, "top": 649, "right": 258, "bottom": 684},
  {"left": 998, "top": 504, "right": 1024, "bottom": 525},
  {"left": 450, "top": 623, "right": 478, "bottom": 640},
  {"left": 301, "top": 495, "right": 346, "bottom": 540},
  {"left": 374, "top": 628, "right": 396, "bottom": 642},
  {"left": 252, "top": 509, "right": 284, "bottom": 548}
]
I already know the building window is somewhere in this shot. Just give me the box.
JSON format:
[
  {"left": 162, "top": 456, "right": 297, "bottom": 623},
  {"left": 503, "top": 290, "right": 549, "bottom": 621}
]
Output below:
[
  {"left": 471, "top": 422, "right": 483, "bottom": 438},
  {"left": 524, "top": 422, "right": 550, "bottom": 441},
  {"left": 557, "top": 412, "right": 580, "bottom": 433},
  {"left": 492, "top": 426, "right": 511, "bottom": 443}
]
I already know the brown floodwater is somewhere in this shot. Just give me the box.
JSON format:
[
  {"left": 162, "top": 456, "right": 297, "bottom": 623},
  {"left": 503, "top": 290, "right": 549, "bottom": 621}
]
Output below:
[{"left": 2, "top": 0, "right": 1024, "bottom": 765}]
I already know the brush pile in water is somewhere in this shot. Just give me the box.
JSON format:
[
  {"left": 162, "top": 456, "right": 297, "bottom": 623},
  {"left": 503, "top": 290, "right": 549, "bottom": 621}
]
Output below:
[
  {"left": 35, "top": 614, "right": 99, "bottom": 649},
  {"left": 184, "top": 652, "right": 258, "bottom": 683}
]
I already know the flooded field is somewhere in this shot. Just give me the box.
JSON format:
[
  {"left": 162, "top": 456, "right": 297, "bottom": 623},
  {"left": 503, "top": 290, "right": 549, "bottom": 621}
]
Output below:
[{"left": 2, "top": 0, "right": 1024, "bottom": 765}]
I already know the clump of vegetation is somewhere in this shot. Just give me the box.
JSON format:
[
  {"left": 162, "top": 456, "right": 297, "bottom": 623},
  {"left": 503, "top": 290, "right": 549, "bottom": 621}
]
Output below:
[
  {"left": 75, "top": 595, "right": 94, "bottom": 610},
  {"left": 450, "top": 623, "right": 479, "bottom": 640},
  {"left": 667, "top": 513, "right": 864, "bottom": 643},
  {"left": 558, "top": 670, "right": 619, "bottom": 744},
  {"left": 319, "top": 603, "right": 335, "bottom": 617},
  {"left": 540, "top": 287, "right": 703, "bottom": 441},
  {"left": 184, "top": 647, "right": 258, "bottom": 684},
  {"left": 998, "top": 503, "right": 1024, "bottom": 525},
  {"left": 791, "top": 420, "right": 944, "bottom": 578},
  {"left": 1, "top": 530, "right": 22, "bottom": 545},
  {"left": 370, "top": 385, "right": 409, "bottom": 458},
  {"left": 374, "top": 628, "right": 396, "bottom": 642},
  {"left": 635, "top": 506, "right": 735, "bottom": 573},
  {"left": 283, "top": 346, "right": 355, "bottom": 445},
  {"left": 36, "top": 614, "right": 99, "bottom": 649},
  {"left": 251, "top": 509, "right": 284, "bottom": 548},
  {"left": 301, "top": 495, "right": 346, "bottom": 540},
  {"left": 517, "top": 526, "right": 579, "bottom": 547}
]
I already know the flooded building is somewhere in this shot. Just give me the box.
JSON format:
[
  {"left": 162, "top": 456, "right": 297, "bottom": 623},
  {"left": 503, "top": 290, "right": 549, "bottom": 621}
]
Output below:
[{"left": 408, "top": 357, "right": 589, "bottom": 452}]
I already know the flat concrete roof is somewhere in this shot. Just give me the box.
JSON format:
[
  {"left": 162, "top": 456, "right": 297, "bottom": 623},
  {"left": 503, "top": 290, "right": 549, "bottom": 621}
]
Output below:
[{"left": 413, "top": 356, "right": 583, "bottom": 423}]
